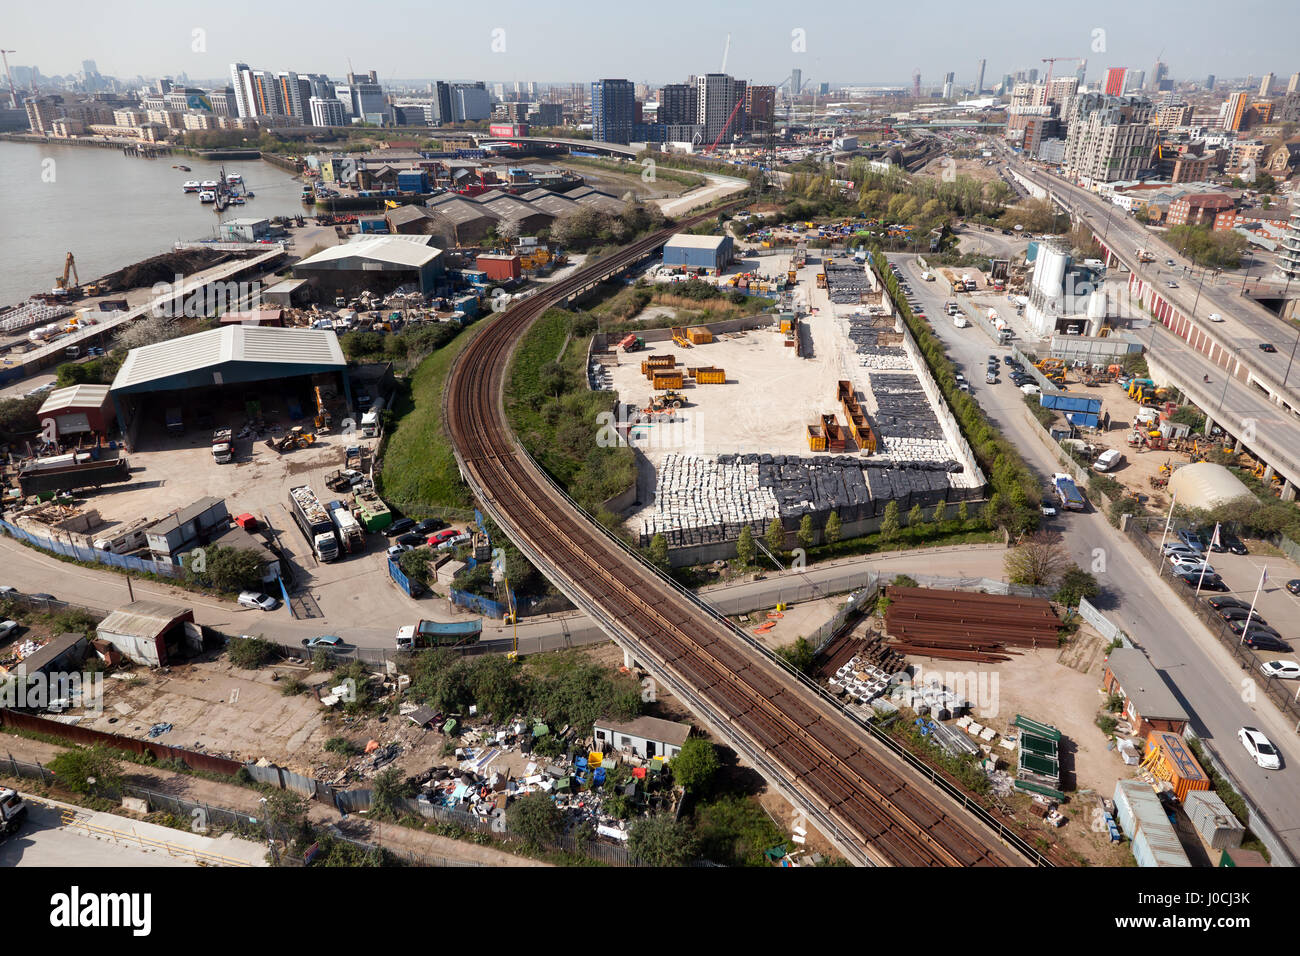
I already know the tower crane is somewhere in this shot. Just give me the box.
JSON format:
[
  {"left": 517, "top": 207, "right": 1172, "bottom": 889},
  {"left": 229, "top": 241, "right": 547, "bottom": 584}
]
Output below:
[
  {"left": 0, "top": 50, "right": 18, "bottom": 110},
  {"left": 1040, "top": 57, "right": 1083, "bottom": 91}
]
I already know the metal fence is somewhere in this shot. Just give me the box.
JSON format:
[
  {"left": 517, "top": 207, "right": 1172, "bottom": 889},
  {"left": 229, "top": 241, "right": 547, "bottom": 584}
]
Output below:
[
  {"left": 387, "top": 556, "right": 421, "bottom": 597},
  {"left": 0, "top": 519, "right": 181, "bottom": 579},
  {"left": 1077, "top": 595, "right": 1128, "bottom": 645},
  {"left": 809, "top": 577, "right": 880, "bottom": 654},
  {"left": 450, "top": 588, "right": 509, "bottom": 619},
  {"left": 1122, "top": 520, "right": 1300, "bottom": 724}
]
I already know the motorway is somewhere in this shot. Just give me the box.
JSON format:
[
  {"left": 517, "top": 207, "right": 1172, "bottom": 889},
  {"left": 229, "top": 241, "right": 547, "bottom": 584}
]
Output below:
[
  {"left": 1009, "top": 161, "right": 1300, "bottom": 491},
  {"left": 892, "top": 252, "right": 1300, "bottom": 862}
]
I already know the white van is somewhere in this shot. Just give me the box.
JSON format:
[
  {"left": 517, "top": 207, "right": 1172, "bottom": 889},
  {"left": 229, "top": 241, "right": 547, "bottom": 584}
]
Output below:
[{"left": 1093, "top": 449, "right": 1123, "bottom": 472}]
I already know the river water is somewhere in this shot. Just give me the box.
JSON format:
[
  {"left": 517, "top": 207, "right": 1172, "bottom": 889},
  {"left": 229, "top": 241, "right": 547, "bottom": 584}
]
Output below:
[{"left": 0, "top": 141, "right": 309, "bottom": 306}]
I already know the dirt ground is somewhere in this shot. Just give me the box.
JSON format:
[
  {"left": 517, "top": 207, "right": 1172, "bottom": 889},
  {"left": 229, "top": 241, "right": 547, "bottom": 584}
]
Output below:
[{"left": 915, "top": 155, "right": 1005, "bottom": 185}]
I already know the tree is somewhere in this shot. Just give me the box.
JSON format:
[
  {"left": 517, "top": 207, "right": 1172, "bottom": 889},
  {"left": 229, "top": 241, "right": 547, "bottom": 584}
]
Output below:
[
  {"left": 370, "top": 767, "right": 414, "bottom": 819},
  {"left": 907, "top": 503, "right": 925, "bottom": 529},
  {"left": 932, "top": 500, "right": 948, "bottom": 525},
  {"left": 736, "top": 525, "right": 755, "bottom": 567},
  {"left": 506, "top": 791, "right": 562, "bottom": 848},
  {"left": 629, "top": 814, "right": 698, "bottom": 866},
  {"left": 203, "top": 546, "right": 266, "bottom": 593},
  {"left": 796, "top": 514, "right": 815, "bottom": 551},
  {"left": 116, "top": 314, "right": 185, "bottom": 352},
  {"left": 670, "top": 737, "right": 720, "bottom": 794},
  {"left": 824, "top": 510, "right": 842, "bottom": 544},
  {"left": 764, "top": 518, "right": 785, "bottom": 556},
  {"left": 398, "top": 547, "right": 434, "bottom": 589},
  {"left": 777, "top": 636, "right": 817, "bottom": 674},
  {"left": 227, "top": 634, "right": 278, "bottom": 669},
  {"left": 261, "top": 789, "right": 311, "bottom": 845},
  {"left": 538, "top": 361, "right": 568, "bottom": 397},
  {"left": 956, "top": 500, "right": 969, "bottom": 525},
  {"left": 1055, "top": 565, "right": 1102, "bottom": 607},
  {"left": 648, "top": 533, "right": 670, "bottom": 571},
  {"left": 880, "top": 501, "right": 901, "bottom": 542},
  {"left": 48, "top": 746, "right": 123, "bottom": 794},
  {"left": 0, "top": 395, "right": 43, "bottom": 440},
  {"left": 1004, "top": 532, "right": 1071, "bottom": 587}
]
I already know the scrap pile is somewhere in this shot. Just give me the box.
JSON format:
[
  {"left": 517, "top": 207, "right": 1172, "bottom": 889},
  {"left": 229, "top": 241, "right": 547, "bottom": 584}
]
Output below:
[
  {"left": 862, "top": 463, "right": 960, "bottom": 510},
  {"left": 883, "top": 586, "right": 1061, "bottom": 663},
  {"left": 847, "top": 314, "right": 910, "bottom": 370},
  {"left": 825, "top": 262, "right": 874, "bottom": 305},
  {"left": 642, "top": 453, "right": 779, "bottom": 546}
]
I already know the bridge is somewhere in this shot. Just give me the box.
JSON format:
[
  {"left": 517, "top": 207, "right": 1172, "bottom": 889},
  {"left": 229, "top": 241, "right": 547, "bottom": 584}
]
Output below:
[
  {"left": 1010, "top": 163, "right": 1300, "bottom": 498},
  {"left": 477, "top": 136, "right": 639, "bottom": 158}
]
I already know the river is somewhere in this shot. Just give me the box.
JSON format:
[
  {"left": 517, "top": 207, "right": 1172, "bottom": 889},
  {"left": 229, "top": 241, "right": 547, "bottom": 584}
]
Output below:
[{"left": 0, "top": 141, "right": 309, "bottom": 306}]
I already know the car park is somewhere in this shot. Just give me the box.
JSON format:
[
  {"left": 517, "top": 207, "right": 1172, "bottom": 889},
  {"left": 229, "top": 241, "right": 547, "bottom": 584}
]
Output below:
[
  {"left": 237, "top": 591, "right": 279, "bottom": 611},
  {"left": 1238, "top": 726, "right": 1281, "bottom": 769},
  {"left": 385, "top": 518, "right": 415, "bottom": 537},
  {"left": 1261, "top": 660, "right": 1300, "bottom": 680}
]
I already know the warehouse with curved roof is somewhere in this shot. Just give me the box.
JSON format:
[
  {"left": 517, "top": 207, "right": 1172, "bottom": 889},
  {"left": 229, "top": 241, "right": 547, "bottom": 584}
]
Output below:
[{"left": 1167, "top": 462, "right": 1255, "bottom": 511}]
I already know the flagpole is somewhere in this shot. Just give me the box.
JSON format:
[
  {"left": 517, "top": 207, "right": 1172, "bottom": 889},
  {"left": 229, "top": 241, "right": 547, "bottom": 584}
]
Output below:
[
  {"left": 1157, "top": 493, "right": 1177, "bottom": 575},
  {"left": 1239, "top": 566, "right": 1268, "bottom": 645},
  {"left": 1196, "top": 522, "right": 1219, "bottom": 595}
]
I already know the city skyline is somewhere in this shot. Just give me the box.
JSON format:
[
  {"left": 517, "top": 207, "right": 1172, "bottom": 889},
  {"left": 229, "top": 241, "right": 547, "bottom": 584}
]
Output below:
[{"left": 6, "top": 0, "right": 1296, "bottom": 88}]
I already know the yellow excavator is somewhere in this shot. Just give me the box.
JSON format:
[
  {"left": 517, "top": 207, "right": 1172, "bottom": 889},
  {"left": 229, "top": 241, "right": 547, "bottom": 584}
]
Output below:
[
  {"left": 314, "top": 385, "right": 332, "bottom": 432},
  {"left": 53, "top": 252, "right": 82, "bottom": 298}
]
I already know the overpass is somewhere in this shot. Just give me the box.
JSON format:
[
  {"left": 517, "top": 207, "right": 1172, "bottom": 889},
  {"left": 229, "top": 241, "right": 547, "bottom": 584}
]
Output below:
[
  {"left": 477, "top": 136, "right": 639, "bottom": 158},
  {"left": 1010, "top": 163, "right": 1300, "bottom": 498}
]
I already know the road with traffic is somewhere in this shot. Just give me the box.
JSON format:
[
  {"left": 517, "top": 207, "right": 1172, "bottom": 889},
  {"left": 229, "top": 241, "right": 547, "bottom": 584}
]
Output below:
[{"left": 892, "top": 252, "right": 1300, "bottom": 862}]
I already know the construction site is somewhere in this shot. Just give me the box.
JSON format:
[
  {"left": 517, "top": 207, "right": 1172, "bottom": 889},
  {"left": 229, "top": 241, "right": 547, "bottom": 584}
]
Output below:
[{"left": 600, "top": 247, "right": 988, "bottom": 555}]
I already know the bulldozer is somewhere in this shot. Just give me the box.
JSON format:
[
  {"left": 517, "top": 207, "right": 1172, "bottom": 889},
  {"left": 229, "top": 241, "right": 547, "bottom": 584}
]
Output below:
[{"left": 645, "top": 390, "right": 686, "bottom": 412}]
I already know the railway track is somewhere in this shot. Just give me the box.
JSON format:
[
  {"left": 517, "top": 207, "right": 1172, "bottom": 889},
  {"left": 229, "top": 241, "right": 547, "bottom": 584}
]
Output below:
[{"left": 444, "top": 207, "right": 1034, "bottom": 867}]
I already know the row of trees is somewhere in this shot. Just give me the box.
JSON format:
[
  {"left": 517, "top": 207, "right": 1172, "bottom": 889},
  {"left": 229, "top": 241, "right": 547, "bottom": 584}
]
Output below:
[{"left": 1165, "top": 225, "right": 1249, "bottom": 271}]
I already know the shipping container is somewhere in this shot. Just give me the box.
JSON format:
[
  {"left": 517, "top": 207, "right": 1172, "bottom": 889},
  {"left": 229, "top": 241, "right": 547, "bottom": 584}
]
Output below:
[
  {"left": 686, "top": 327, "right": 713, "bottom": 345},
  {"left": 1219, "top": 847, "right": 1269, "bottom": 867},
  {"left": 652, "top": 372, "right": 684, "bottom": 390},
  {"left": 696, "top": 367, "right": 726, "bottom": 385},
  {"left": 822, "top": 414, "right": 846, "bottom": 452},
  {"left": 1132, "top": 823, "right": 1192, "bottom": 868},
  {"left": 1142, "top": 732, "right": 1211, "bottom": 802},
  {"left": 807, "top": 424, "right": 827, "bottom": 451},
  {"left": 1184, "top": 790, "right": 1244, "bottom": 851},
  {"left": 1114, "top": 779, "right": 1167, "bottom": 840}
]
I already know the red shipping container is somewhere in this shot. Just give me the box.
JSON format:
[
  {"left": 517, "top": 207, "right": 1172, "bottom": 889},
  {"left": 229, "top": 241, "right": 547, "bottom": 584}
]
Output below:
[{"left": 475, "top": 253, "right": 522, "bottom": 282}]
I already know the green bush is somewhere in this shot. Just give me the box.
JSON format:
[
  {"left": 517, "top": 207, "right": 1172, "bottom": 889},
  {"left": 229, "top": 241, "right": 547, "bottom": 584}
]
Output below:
[{"left": 227, "top": 634, "right": 279, "bottom": 669}]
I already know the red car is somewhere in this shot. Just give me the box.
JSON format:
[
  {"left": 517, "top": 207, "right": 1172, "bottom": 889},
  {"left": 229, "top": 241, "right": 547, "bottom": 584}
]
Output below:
[{"left": 427, "top": 528, "right": 458, "bottom": 546}]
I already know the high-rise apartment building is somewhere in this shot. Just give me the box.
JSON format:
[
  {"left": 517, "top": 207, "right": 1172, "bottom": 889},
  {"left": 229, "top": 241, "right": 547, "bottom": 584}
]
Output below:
[
  {"left": 309, "top": 96, "right": 346, "bottom": 127},
  {"left": 1223, "top": 90, "right": 1250, "bottom": 131},
  {"left": 1279, "top": 209, "right": 1300, "bottom": 280},
  {"left": 745, "top": 85, "right": 775, "bottom": 134},
  {"left": 1259, "top": 73, "right": 1275, "bottom": 96},
  {"left": 591, "top": 77, "right": 635, "bottom": 143},
  {"left": 975, "top": 58, "right": 986, "bottom": 95},
  {"left": 274, "top": 71, "right": 304, "bottom": 121},
  {"left": 659, "top": 83, "right": 697, "bottom": 126},
  {"left": 1062, "top": 93, "right": 1157, "bottom": 184},
  {"left": 1103, "top": 67, "right": 1127, "bottom": 96},
  {"left": 1205, "top": 74, "right": 1216, "bottom": 91},
  {"left": 696, "top": 73, "right": 745, "bottom": 144}
]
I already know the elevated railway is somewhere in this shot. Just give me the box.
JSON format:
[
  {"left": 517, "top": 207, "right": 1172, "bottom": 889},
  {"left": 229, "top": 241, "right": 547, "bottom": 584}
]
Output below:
[{"left": 444, "top": 209, "right": 1043, "bottom": 867}]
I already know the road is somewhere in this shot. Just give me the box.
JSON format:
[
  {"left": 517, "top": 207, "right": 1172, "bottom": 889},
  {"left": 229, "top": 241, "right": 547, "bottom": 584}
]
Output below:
[
  {"left": 892, "top": 251, "right": 1300, "bottom": 862},
  {"left": 654, "top": 171, "right": 751, "bottom": 217}
]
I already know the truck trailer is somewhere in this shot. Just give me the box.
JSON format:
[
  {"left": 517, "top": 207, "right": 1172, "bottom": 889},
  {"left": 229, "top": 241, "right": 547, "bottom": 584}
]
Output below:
[
  {"left": 288, "top": 485, "right": 340, "bottom": 562},
  {"left": 395, "top": 618, "right": 483, "bottom": 651},
  {"left": 328, "top": 501, "right": 366, "bottom": 554},
  {"left": 1052, "top": 472, "right": 1086, "bottom": 511}
]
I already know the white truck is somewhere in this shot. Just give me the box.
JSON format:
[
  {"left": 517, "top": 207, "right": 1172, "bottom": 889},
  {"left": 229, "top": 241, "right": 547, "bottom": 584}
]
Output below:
[
  {"left": 329, "top": 503, "right": 366, "bottom": 554},
  {"left": 0, "top": 788, "right": 26, "bottom": 840},
  {"left": 360, "top": 396, "right": 385, "bottom": 438},
  {"left": 288, "top": 485, "right": 340, "bottom": 562},
  {"left": 211, "top": 428, "right": 233, "bottom": 464}
]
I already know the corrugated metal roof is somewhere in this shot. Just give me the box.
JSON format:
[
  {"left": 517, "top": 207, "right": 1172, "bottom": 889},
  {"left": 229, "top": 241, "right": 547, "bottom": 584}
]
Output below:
[
  {"left": 594, "top": 715, "right": 692, "bottom": 746},
  {"left": 97, "top": 599, "right": 190, "bottom": 639},
  {"left": 111, "top": 327, "right": 346, "bottom": 392},
  {"left": 295, "top": 235, "right": 443, "bottom": 268},
  {"left": 39, "top": 384, "right": 112, "bottom": 414}
]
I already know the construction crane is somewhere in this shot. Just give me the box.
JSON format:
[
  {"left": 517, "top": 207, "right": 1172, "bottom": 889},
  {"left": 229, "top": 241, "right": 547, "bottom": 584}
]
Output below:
[
  {"left": 1040, "top": 57, "right": 1083, "bottom": 94},
  {"left": 54, "top": 252, "right": 80, "bottom": 295},
  {"left": 704, "top": 94, "right": 746, "bottom": 154},
  {"left": 0, "top": 50, "right": 17, "bottom": 110}
]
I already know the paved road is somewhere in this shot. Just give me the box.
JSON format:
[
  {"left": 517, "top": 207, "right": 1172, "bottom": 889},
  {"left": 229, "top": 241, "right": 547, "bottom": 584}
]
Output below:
[{"left": 892, "top": 251, "right": 1300, "bottom": 862}]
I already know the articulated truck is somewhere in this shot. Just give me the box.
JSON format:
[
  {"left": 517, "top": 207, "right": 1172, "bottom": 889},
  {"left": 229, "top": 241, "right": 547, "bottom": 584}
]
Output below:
[
  {"left": 1052, "top": 473, "right": 1086, "bottom": 512},
  {"left": 288, "top": 486, "right": 339, "bottom": 562}
]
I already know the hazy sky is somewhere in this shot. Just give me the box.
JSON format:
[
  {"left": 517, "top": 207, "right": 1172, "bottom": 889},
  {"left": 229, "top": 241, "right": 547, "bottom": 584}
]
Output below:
[{"left": 9, "top": 0, "right": 1297, "bottom": 87}]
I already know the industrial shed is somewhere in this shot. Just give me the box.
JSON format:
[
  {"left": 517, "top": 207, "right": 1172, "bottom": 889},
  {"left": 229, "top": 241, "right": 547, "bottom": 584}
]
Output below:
[
  {"left": 109, "top": 326, "right": 349, "bottom": 451},
  {"left": 37, "top": 384, "right": 116, "bottom": 440},
  {"left": 1102, "top": 648, "right": 1190, "bottom": 738},
  {"left": 662, "top": 233, "right": 733, "bottom": 274},
  {"left": 292, "top": 235, "right": 444, "bottom": 297},
  {"left": 96, "top": 600, "right": 201, "bottom": 667},
  {"left": 592, "top": 715, "right": 692, "bottom": 760},
  {"left": 1167, "top": 462, "right": 1254, "bottom": 511}
]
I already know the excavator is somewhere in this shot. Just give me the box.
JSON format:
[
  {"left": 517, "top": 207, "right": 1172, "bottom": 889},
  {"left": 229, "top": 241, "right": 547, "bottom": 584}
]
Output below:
[
  {"left": 52, "top": 252, "right": 83, "bottom": 299},
  {"left": 314, "top": 385, "right": 332, "bottom": 432}
]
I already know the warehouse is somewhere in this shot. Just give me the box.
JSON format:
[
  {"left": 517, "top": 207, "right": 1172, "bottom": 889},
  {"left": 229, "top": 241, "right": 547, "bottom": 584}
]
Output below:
[
  {"left": 109, "top": 325, "right": 350, "bottom": 452},
  {"left": 37, "top": 384, "right": 116, "bottom": 441},
  {"left": 219, "top": 217, "right": 272, "bottom": 243},
  {"left": 662, "top": 233, "right": 733, "bottom": 274},
  {"left": 292, "top": 235, "right": 445, "bottom": 297},
  {"left": 96, "top": 600, "right": 201, "bottom": 667}
]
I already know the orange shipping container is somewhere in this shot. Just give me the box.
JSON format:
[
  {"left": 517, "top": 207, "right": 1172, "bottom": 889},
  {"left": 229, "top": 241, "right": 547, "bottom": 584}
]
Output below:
[
  {"left": 687, "top": 327, "right": 713, "bottom": 344},
  {"left": 696, "top": 367, "right": 726, "bottom": 384},
  {"left": 1142, "top": 732, "right": 1212, "bottom": 802},
  {"left": 652, "top": 372, "right": 684, "bottom": 390}
]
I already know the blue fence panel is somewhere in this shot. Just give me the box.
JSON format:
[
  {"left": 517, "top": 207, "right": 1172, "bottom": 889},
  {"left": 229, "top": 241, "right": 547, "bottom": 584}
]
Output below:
[
  {"left": 449, "top": 588, "right": 508, "bottom": 619},
  {"left": 0, "top": 518, "right": 179, "bottom": 579},
  {"left": 388, "top": 557, "right": 418, "bottom": 597}
]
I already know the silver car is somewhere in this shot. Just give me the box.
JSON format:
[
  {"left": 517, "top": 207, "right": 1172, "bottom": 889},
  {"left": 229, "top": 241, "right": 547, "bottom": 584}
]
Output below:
[{"left": 237, "top": 591, "right": 279, "bottom": 611}]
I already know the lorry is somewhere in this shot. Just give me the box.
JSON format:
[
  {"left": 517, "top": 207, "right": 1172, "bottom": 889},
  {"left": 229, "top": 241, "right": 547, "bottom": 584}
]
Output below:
[
  {"left": 1052, "top": 472, "right": 1086, "bottom": 511},
  {"left": 0, "top": 788, "right": 26, "bottom": 840},
  {"left": 1135, "top": 248, "right": 1155, "bottom": 263},
  {"left": 17, "top": 449, "right": 131, "bottom": 497},
  {"left": 395, "top": 618, "right": 483, "bottom": 651},
  {"left": 288, "top": 485, "right": 340, "bottom": 562},
  {"left": 211, "top": 428, "right": 233, "bottom": 464},
  {"left": 360, "top": 396, "right": 385, "bottom": 438},
  {"left": 328, "top": 501, "right": 366, "bottom": 554}
]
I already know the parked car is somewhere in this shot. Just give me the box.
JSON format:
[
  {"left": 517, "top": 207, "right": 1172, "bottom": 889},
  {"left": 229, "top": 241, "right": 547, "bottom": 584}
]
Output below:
[
  {"left": 1093, "top": 449, "right": 1123, "bottom": 472},
  {"left": 1162, "top": 541, "right": 1200, "bottom": 557},
  {"left": 0, "top": 620, "right": 18, "bottom": 639},
  {"left": 1218, "top": 606, "right": 1266, "bottom": 625},
  {"left": 1288, "top": 579, "right": 1300, "bottom": 595},
  {"left": 1208, "top": 313, "right": 1223, "bottom": 323},
  {"left": 436, "top": 533, "right": 472, "bottom": 552},
  {"left": 1021, "top": 383, "right": 1041, "bottom": 396},
  {"left": 427, "top": 528, "right": 459, "bottom": 547},
  {"left": 1260, "top": 660, "right": 1300, "bottom": 680},
  {"left": 1206, "top": 596, "right": 1250, "bottom": 611},
  {"left": 1241, "top": 632, "right": 1292, "bottom": 652},
  {"left": 1173, "top": 569, "right": 1225, "bottom": 591},
  {"left": 1169, "top": 554, "right": 1214, "bottom": 573},
  {"left": 397, "top": 532, "right": 424, "bottom": 548},
  {"left": 237, "top": 591, "right": 279, "bottom": 611},
  {"left": 1238, "top": 726, "right": 1281, "bottom": 770},
  {"left": 387, "top": 544, "right": 413, "bottom": 559},
  {"left": 415, "top": 518, "right": 447, "bottom": 535},
  {"left": 1176, "top": 529, "right": 1205, "bottom": 552},
  {"left": 385, "top": 518, "right": 416, "bottom": 537},
  {"left": 1165, "top": 281, "right": 1178, "bottom": 289},
  {"left": 1212, "top": 531, "right": 1248, "bottom": 555},
  {"left": 1260, "top": 343, "right": 1278, "bottom": 353},
  {"left": 27, "top": 593, "right": 58, "bottom": 602},
  {"left": 302, "top": 635, "right": 344, "bottom": 649},
  {"left": 0, "top": 585, "right": 16, "bottom": 595}
]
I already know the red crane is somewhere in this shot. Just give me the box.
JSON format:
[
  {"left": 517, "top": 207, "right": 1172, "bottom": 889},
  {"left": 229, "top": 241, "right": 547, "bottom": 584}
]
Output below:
[{"left": 704, "top": 95, "right": 746, "bottom": 154}]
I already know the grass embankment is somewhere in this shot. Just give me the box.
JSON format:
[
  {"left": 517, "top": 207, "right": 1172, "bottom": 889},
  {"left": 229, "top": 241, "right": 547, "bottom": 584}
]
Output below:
[
  {"left": 562, "top": 154, "right": 706, "bottom": 191},
  {"left": 376, "top": 318, "right": 494, "bottom": 517},
  {"left": 581, "top": 277, "right": 770, "bottom": 335},
  {"left": 505, "top": 308, "right": 634, "bottom": 523}
]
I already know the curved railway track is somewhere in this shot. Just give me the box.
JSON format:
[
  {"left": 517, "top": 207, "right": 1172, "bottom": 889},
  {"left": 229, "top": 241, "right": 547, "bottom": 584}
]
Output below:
[{"left": 444, "top": 208, "right": 1030, "bottom": 867}]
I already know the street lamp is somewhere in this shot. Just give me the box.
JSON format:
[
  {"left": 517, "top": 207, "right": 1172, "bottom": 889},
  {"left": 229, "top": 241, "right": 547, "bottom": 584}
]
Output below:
[{"left": 1282, "top": 324, "right": 1300, "bottom": 388}]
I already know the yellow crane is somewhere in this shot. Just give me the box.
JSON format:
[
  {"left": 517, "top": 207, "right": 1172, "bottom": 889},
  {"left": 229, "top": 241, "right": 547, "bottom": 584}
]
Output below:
[{"left": 54, "top": 252, "right": 80, "bottom": 294}]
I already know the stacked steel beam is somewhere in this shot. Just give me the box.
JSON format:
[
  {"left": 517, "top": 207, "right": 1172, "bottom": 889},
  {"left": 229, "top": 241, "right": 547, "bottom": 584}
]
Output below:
[{"left": 884, "top": 586, "right": 1060, "bottom": 663}]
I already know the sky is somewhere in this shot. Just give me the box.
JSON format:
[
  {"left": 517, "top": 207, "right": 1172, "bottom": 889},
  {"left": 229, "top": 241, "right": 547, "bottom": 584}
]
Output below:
[{"left": 7, "top": 0, "right": 1298, "bottom": 88}]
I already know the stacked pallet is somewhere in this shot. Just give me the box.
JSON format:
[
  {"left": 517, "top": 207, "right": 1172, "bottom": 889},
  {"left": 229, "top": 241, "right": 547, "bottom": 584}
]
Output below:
[{"left": 884, "top": 586, "right": 1061, "bottom": 663}]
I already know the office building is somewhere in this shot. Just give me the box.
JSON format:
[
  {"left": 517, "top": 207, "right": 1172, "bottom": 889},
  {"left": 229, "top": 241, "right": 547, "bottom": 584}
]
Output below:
[
  {"left": 1125, "top": 70, "right": 1145, "bottom": 93},
  {"left": 975, "top": 58, "right": 986, "bottom": 95},
  {"left": 1205, "top": 74, "right": 1216, "bottom": 91},
  {"left": 1103, "top": 67, "right": 1127, "bottom": 96},
  {"left": 591, "top": 78, "right": 635, "bottom": 144},
  {"left": 1062, "top": 93, "right": 1157, "bottom": 185},
  {"left": 450, "top": 82, "right": 489, "bottom": 122},
  {"left": 1148, "top": 60, "right": 1167, "bottom": 90},
  {"left": 791, "top": 68, "right": 802, "bottom": 95},
  {"left": 338, "top": 71, "right": 386, "bottom": 121},
  {"left": 942, "top": 72, "right": 955, "bottom": 99}
]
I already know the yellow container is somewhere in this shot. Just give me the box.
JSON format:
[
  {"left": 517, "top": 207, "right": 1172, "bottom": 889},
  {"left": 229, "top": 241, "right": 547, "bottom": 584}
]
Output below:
[{"left": 696, "top": 367, "right": 726, "bottom": 385}]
